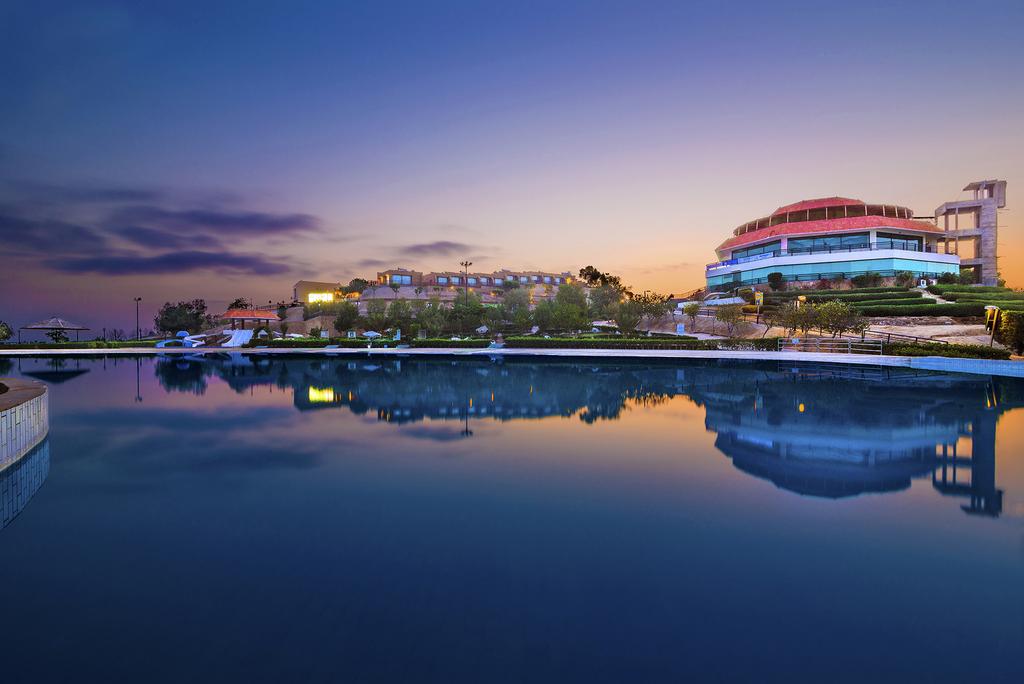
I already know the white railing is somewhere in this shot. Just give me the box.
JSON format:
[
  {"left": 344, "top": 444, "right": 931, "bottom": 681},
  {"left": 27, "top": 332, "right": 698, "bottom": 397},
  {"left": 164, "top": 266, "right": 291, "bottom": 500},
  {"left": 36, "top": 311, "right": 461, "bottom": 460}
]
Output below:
[{"left": 777, "top": 337, "right": 883, "bottom": 355}]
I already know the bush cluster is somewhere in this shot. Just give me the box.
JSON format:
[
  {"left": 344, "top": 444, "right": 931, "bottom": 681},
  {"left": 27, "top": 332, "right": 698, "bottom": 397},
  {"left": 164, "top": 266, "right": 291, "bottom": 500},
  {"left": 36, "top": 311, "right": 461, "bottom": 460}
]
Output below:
[
  {"left": 502, "top": 336, "right": 775, "bottom": 351},
  {"left": 855, "top": 303, "right": 986, "bottom": 317},
  {"left": 0, "top": 340, "right": 159, "bottom": 349},
  {"left": 883, "top": 343, "right": 1011, "bottom": 360}
]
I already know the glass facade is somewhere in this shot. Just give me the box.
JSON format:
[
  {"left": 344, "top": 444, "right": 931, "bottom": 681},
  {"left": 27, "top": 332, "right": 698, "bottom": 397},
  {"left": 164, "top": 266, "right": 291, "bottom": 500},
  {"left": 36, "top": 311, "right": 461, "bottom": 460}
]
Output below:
[
  {"left": 732, "top": 241, "right": 781, "bottom": 260},
  {"left": 876, "top": 232, "right": 922, "bottom": 251},
  {"left": 706, "top": 256, "right": 957, "bottom": 289},
  {"left": 788, "top": 233, "right": 869, "bottom": 253}
]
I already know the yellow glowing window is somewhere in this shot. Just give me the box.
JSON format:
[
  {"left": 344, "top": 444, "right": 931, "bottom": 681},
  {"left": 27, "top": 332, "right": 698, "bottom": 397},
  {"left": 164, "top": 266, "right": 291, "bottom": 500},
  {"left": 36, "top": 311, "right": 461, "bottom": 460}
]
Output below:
[
  {"left": 308, "top": 292, "right": 335, "bottom": 304},
  {"left": 308, "top": 387, "right": 335, "bottom": 403}
]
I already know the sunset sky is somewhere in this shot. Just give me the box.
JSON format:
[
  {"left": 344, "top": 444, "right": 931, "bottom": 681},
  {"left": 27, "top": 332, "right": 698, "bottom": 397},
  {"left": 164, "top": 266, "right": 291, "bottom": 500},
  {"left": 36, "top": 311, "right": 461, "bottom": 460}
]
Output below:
[{"left": 2, "top": 0, "right": 1022, "bottom": 331}]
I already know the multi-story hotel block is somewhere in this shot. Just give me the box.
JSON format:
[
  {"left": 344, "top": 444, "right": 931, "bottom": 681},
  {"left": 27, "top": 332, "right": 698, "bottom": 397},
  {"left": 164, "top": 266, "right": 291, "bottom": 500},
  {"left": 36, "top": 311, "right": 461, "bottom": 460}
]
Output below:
[
  {"left": 706, "top": 196, "right": 962, "bottom": 291},
  {"left": 376, "top": 268, "right": 574, "bottom": 289}
]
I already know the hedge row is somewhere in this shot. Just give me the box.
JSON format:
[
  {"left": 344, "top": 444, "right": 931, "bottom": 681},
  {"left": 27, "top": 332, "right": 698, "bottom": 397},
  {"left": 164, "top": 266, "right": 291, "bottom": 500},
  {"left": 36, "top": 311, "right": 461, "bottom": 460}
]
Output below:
[
  {"left": 857, "top": 303, "right": 985, "bottom": 317},
  {"left": 766, "top": 287, "right": 910, "bottom": 299},
  {"left": 851, "top": 298, "right": 935, "bottom": 308},
  {"left": 0, "top": 340, "right": 159, "bottom": 349},
  {"left": 503, "top": 336, "right": 779, "bottom": 351},
  {"left": 883, "top": 343, "right": 1011, "bottom": 360},
  {"left": 766, "top": 291, "right": 920, "bottom": 304},
  {"left": 942, "top": 291, "right": 1024, "bottom": 301},
  {"left": 927, "top": 285, "right": 1013, "bottom": 295},
  {"left": 410, "top": 339, "right": 492, "bottom": 348}
]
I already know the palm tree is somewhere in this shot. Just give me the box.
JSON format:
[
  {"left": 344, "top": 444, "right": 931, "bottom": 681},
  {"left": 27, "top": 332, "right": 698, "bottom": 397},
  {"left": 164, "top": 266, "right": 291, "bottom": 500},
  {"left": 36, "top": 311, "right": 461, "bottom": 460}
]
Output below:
[
  {"left": 414, "top": 287, "right": 424, "bottom": 300},
  {"left": 389, "top": 283, "right": 401, "bottom": 299}
]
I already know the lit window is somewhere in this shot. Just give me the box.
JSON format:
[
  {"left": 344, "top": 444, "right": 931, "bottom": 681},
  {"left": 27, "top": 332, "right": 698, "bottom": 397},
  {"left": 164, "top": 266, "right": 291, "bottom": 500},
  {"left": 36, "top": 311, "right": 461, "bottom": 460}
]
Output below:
[
  {"left": 438, "top": 277, "right": 448, "bottom": 284},
  {"left": 308, "top": 292, "right": 334, "bottom": 304},
  {"left": 308, "top": 387, "right": 335, "bottom": 403}
]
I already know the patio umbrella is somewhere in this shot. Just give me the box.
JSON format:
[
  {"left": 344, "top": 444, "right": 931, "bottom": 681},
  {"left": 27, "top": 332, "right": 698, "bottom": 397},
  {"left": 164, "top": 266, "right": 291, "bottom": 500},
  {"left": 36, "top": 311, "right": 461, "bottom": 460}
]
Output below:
[
  {"left": 362, "top": 331, "right": 382, "bottom": 338},
  {"left": 19, "top": 317, "right": 90, "bottom": 343}
]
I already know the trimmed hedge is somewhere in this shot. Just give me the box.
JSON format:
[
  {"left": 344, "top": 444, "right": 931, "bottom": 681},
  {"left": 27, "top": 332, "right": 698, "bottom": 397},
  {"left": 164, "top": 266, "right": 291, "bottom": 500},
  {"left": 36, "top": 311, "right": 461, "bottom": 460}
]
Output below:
[
  {"left": 0, "top": 340, "right": 159, "bottom": 349},
  {"left": 771, "top": 291, "right": 921, "bottom": 303},
  {"left": 942, "top": 291, "right": 1024, "bottom": 301},
  {"left": 503, "top": 336, "right": 779, "bottom": 351},
  {"left": 410, "top": 339, "right": 491, "bottom": 348},
  {"left": 767, "top": 287, "right": 909, "bottom": 299},
  {"left": 883, "top": 342, "right": 1011, "bottom": 360},
  {"left": 927, "top": 285, "right": 1013, "bottom": 295},
  {"left": 857, "top": 303, "right": 985, "bottom": 317},
  {"left": 851, "top": 298, "right": 935, "bottom": 308},
  {"left": 256, "top": 338, "right": 395, "bottom": 348}
]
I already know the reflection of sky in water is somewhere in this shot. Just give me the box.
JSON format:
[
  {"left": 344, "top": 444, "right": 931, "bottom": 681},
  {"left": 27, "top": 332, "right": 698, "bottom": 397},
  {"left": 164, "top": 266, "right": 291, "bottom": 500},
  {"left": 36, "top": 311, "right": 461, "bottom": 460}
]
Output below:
[{"left": 1, "top": 353, "right": 1023, "bottom": 682}]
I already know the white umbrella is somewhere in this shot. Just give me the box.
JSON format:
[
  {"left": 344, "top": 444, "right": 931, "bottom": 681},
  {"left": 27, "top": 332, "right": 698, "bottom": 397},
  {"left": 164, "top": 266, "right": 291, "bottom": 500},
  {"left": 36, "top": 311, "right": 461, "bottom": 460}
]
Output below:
[{"left": 362, "top": 331, "right": 382, "bottom": 339}]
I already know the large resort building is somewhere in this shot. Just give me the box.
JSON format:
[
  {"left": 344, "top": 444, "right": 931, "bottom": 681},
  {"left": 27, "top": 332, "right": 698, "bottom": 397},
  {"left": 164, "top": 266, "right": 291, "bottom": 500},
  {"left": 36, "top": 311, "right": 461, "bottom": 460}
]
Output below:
[
  {"left": 375, "top": 267, "right": 574, "bottom": 289},
  {"left": 706, "top": 197, "right": 961, "bottom": 291}
]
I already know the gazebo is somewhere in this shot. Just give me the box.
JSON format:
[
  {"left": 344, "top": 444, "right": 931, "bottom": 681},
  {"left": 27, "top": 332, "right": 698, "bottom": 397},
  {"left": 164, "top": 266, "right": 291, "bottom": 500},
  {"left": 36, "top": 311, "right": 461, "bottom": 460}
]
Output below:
[
  {"left": 19, "top": 317, "right": 90, "bottom": 343},
  {"left": 220, "top": 308, "right": 280, "bottom": 330}
]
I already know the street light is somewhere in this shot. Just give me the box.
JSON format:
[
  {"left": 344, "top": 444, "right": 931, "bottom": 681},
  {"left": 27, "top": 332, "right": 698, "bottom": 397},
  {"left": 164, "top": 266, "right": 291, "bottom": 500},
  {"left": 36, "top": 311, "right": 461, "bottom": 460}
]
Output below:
[
  {"left": 134, "top": 297, "right": 142, "bottom": 341},
  {"left": 459, "top": 260, "right": 473, "bottom": 305}
]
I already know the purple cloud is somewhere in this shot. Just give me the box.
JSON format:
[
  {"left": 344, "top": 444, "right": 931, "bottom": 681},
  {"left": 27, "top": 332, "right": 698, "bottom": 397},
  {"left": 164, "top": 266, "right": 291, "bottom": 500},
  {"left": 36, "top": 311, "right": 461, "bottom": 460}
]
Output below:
[
  {"left": 110, "top": 205, "right": 319, "bottom": 235},
  {"left": 46, "top": 250, "right": 293, "bottom": 275},
  {"left": 398, "top": 240, "right": 472, "bottom": 257}
]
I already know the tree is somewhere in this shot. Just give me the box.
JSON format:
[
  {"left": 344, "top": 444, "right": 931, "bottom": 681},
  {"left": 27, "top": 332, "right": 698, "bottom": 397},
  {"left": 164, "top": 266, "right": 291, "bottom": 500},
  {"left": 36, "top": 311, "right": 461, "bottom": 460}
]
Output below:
[
  {"left": 155, "top": 299, "right": 213, "bottom": 334},
  {"left": 612, "top": 299, "right": 643, "bottom": 336},
  {"left": 414, "top": 287, "right": 424, "bottom": 299},
  {"left": 766, "top": 272, "right": 785, "bottom": 291},
  {"left": 0, "top": 320, "right": 12, "bottom": 343},
  {"left": 578, "top": 265, "right": 626, "bottom": 292},
  {"left": 228, "top": 297, "right": 251, "bottom": 309},
  {"left": 553, "top": 283, "right": 589, "bottom": 331},
  {"left": 389, "top": 283, "right": 401, "bottom": 299},
  {"left": 851, "top": 273, "right": 883, "bottom": 288},
  {"left": 633, "top": 291, "right": 670, "bottom": 324},
  {"left": 532, "top": 300, "right": 556, "bottom": 332},
  {"left": 813, "top": 299, "right": 866, "bottom": 338},
  {"left": 387, "top": 299, "right": 413, "bottom": 331},
  {"left": 588, "top": 284, "right": 621, "bottom": 320},
  {"left": 502, "top": 288, "right": 533, "bottom": 332},
  {"left": 365, "top": 299, "right": 388, "bottom": 331},
  {"left": 417, "top": 298, "right": 448, "bottom": 337},
  {"left": 344, "top": 278, "right": 370, "bottom": 294},
  {"left": 958, "top": 268, "right": 977, "bottom": 285},
  {"left": 450, "top": 292, "right": 484, "bottom": 334},
  {"left": 46, "top": 329, "right": 69, "bottom": 343},
  {"left": 683, "top": 302, "right": 700, "bottom": 328},
  {"left": 714, "top": 304, "right": 743, "bottom": 336},
  {"left": 332, "top": 301, "right": 360, "bottom": 333}
]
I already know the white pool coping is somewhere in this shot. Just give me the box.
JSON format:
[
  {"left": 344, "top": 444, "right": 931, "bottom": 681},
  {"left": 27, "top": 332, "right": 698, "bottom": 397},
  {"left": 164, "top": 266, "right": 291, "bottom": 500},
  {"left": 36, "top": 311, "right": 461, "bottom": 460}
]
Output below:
[{"left": 2, "top": 346, "right": 1022, "bottom": 378}]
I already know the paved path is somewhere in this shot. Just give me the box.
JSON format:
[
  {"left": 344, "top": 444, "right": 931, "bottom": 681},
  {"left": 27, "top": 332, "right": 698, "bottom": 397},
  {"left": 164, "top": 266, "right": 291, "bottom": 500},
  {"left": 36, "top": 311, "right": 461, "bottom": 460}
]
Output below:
[{"left": 2, "top": 346, "right": 1021, "bottom": 378}]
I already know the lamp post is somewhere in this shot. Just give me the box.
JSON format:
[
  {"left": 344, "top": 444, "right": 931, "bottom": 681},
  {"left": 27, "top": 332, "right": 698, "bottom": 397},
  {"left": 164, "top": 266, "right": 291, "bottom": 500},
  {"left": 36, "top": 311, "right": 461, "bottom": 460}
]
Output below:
[
  {"left": 459, "top": 260, "right": 473, "bottom": 306},
  {"left": 134, "top": 297, "right": 142, "bottom": 341}
]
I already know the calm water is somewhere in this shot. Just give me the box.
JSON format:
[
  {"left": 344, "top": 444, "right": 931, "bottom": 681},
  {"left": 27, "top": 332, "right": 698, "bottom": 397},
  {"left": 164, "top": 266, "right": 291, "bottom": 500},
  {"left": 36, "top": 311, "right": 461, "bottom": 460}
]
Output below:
[{"left": 1, "top": 353, "right": 1023, "bottom": 682}]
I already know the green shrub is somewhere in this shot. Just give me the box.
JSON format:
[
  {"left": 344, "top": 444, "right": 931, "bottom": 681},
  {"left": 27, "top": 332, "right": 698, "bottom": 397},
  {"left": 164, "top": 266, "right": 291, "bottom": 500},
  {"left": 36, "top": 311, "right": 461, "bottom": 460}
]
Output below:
[
  {"left": 766, "top": 287, "right": 908, "bottom": 300},
  {"left": 997, "top": 311, "right": 1024, "bottom": 355},
  {"left": 409, "top": 339, "right": 491, "bottom": 348},
  {"left": 883, "top": 343, "right": 1010, "bottom": 360},
  {"left": 851, "top": 273, "right": 883, "bottom": 288},
  {"left": 856, "top": 303, "right": 985, "bottom": 317},
  {"left": 942, "top": 291, "right": 1024, "bottom": 301},
  {"left": 926, "top": 284, "right": 1012, "bottom": 295},
  {"left": 798, "top": 292, "right": 922, "bottom": 303},
  {"left": 0, "top": 340, "right": 159, "bottom": 349},
  {"left": 851, "top": 298, "right": 935, "bottom": 308}
]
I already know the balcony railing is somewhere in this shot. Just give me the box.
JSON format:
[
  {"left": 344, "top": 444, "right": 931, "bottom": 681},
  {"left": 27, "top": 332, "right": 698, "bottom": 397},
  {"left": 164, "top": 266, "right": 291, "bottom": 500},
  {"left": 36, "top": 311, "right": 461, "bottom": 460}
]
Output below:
[{"left": 707, "top": 242, "right": 940, "bottom": 272}]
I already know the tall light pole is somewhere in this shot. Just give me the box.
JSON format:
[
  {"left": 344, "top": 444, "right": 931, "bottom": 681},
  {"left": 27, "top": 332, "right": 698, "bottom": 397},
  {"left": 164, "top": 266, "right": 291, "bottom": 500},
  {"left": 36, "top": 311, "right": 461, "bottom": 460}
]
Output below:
[
  {"left": 459, "top": 260, "right": 473, "bottom": 306},
  {"left": 134, "top": 297, "right": 142, "bottom": 341}
]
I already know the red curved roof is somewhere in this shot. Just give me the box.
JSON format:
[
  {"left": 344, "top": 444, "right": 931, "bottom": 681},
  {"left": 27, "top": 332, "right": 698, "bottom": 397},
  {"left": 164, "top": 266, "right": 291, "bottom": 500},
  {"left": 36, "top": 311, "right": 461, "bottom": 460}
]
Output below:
[
  {"left": 222, "top": 308, "right": 280, "bottom": 320},
  {"left": 718, "top": 215, "right": 942, "bottom": 253},
  {"left": 771, "top": 197, "right": 863, "bottom": 216}
]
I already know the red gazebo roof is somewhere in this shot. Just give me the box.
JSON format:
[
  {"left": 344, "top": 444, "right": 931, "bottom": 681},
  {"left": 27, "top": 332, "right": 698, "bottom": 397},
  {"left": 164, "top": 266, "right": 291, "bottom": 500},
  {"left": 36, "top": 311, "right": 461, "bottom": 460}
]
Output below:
[
  {"left": 771, "top": 197, "right": 864, "bottom": 216},
  {"left": 221, "top": 308, "right": 279, "bottom": 320}
]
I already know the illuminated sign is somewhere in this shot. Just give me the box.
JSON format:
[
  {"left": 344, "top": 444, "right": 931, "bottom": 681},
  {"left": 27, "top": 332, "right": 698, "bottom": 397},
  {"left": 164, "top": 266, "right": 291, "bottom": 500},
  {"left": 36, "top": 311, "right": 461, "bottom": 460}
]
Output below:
[
  {"left": 307, "top": 387, "right": 336, "bottom": 403},
  {"left": 308, "top": 292, "right": 335, "bottom": 304}
]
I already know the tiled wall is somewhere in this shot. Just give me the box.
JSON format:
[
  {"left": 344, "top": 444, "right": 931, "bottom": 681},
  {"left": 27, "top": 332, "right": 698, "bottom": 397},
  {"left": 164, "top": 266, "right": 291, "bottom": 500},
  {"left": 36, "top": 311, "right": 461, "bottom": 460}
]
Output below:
[
  {"left": 1, "top": 389, "right": 50, "bottom": 473},
  {"left": 1, "top": 440, "right": 50, "bottom": 529}
]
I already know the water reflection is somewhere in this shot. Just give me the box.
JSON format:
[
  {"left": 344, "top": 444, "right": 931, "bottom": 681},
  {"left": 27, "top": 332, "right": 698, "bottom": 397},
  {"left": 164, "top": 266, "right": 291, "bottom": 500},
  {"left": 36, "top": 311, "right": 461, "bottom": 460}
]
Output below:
[
  {"left": 151, "top": 354, "right": 1024, "bottom": 513},
  {"left": 1, "top": 439, "right": 50, "bottom": 529}
]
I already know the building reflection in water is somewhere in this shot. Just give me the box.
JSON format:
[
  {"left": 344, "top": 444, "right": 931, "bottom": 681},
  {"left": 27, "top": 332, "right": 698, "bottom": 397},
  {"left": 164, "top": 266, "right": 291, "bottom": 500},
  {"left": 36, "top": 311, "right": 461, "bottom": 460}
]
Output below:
[
  {"left": 1, "top": 440, "right": 50, "bottom": 530},
  {"left": 153, "top": 354, "right": 1024, "bottom": 514}
]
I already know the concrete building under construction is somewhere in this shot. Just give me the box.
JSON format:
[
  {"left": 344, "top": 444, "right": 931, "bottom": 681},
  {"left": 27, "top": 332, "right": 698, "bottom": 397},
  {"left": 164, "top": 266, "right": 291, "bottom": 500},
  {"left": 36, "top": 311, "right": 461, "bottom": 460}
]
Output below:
[{"left": 934, "top": 180, "right": 1007, "bottom": 286}]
